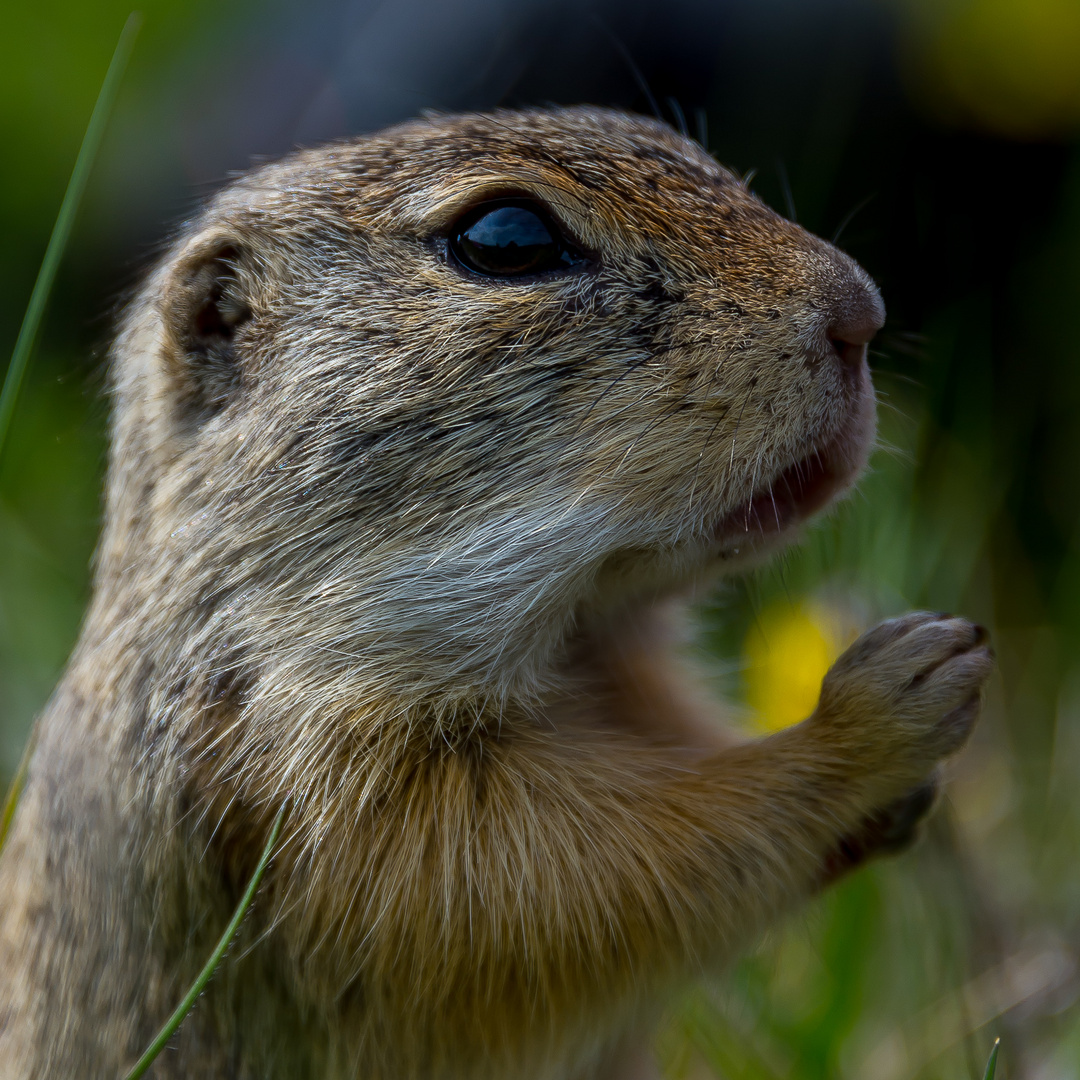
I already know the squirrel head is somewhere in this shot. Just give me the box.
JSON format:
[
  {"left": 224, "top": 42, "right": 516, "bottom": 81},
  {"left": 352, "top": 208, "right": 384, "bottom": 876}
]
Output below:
[{"left": 102, "top": 107, "right": 883, "bottom": 711}]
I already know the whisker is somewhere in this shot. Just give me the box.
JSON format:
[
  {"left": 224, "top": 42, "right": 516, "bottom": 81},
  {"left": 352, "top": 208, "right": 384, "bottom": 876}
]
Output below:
[
  {"left": 592, "top": 18, "right": 663, "bottom": 122},
  {"left": 729, "top": 381, "right": 756, "bottom": 469},
  {"left": 695, "top": 108, "right": 709, "bottom": 150},
  {"left": 776, "top": 158, "right": 797, "bottom": 223},
  {"left": 832, "top": 193, "right": 876, "bottom": 246},
  {"left": 667, "top": 97, "right": 689, "bottom": 138}
]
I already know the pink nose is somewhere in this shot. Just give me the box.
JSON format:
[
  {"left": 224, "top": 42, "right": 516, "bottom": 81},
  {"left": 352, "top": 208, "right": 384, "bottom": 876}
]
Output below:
[{"left": 827, "top": 272, "right": 885, "bottom": 366}]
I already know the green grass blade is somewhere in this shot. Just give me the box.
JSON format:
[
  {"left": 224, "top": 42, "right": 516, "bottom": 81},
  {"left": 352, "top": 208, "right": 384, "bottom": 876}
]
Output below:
[
  {"left": 0, "top": 11, "right": 141, "bottom": 465},
  {"left": 123, "top": 804, "right": 287, "bottom": 1080},
  {"left": 982, "top": 1037, "right": 1001, "bottom": 1080},
  {"left": 0, "top": 730, "right": 36, "bottom": 856}
]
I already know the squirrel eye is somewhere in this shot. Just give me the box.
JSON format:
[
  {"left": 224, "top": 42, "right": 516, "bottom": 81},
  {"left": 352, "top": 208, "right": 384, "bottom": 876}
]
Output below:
[{"left": 448, "top": 200, "right": 584, "bottom": 278}]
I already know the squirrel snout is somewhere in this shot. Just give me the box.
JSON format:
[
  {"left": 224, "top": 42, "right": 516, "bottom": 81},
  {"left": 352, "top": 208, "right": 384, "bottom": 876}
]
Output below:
[{"left": 825, "top": 265, "right": 886, "bottom": 367}]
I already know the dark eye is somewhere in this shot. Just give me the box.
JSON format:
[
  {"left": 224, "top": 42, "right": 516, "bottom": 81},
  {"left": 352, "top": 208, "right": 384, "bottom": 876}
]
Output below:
[{"left": 448, "top": 199, "right": 584, "bottom": 278}]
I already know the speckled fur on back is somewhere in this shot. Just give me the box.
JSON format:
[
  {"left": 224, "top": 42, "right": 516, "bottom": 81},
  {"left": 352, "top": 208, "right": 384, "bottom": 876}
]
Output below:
[{"left": 0, "top": 108, "right": 991, "bottom": 1079}]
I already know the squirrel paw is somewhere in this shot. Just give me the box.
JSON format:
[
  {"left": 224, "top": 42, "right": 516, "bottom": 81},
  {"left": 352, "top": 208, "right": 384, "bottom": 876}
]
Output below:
[
  {"left": 814, "top": 611, "right": 994, "bottom": 783},
  {"left": 821, "top": 778, "right": 939, "bottom": 882}
]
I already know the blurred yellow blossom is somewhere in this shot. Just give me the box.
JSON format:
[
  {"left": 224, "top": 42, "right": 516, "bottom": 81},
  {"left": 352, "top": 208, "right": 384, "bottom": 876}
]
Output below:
[
  {"left": 901, "top": 0, "right": 1080, "bottom": 138},
  {"left": 743, "top": 600, "right": 858, "bottom": 733}
]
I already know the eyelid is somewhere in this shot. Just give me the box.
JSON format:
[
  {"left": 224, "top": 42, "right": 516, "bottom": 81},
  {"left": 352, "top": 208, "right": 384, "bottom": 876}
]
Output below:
[
  {"left": 410, "top": 182, "right": 591, "bottom": 240},
  {"left": 454, "top": 197, "right": 561, "bottom": 237},
  {"left": 455, "top": 197, "right": 600, "bottom": 268},
  {"left": 448, "top": 199, "right": 588, "bottom": 279}
]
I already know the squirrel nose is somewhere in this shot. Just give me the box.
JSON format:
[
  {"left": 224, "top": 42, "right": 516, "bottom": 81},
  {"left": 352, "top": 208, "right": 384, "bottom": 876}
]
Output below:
[{"left": 826, "top": 268, "right": 885, "bottom": 367}]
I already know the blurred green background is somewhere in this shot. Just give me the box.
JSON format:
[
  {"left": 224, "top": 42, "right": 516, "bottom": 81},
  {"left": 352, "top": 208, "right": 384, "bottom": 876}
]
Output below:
[{"left": 4, "top": 0, "right": 1080, "bottom": 1076}]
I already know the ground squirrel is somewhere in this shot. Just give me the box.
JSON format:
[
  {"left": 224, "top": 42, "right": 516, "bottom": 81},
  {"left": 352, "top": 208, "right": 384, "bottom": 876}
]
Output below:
[{"left": 0, "top": 107, "right": 992, "bottom": 1079}]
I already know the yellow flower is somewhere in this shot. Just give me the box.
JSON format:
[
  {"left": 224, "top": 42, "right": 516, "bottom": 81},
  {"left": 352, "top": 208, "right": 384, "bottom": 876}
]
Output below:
[
  {"left": 743, "top": 600, "right": 854, "bottom": 733},
  {"left": 903, "top": 0, "right": 1080, "bottom": 138}
]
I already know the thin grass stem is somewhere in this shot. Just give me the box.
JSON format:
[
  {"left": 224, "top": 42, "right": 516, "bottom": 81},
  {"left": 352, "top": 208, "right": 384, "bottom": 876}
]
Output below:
[
  {"left": 0, "top": 12, "right": 141, "bottom": 466},
  {"left": 122, "top": 803, "right": 287, "bottom": 1080},
  {"left": 982, "top": 1038, "right": 1001, "bottom": 1080},
  {"left": 0, "top": 730, "right": 36, "bottom": 856}
]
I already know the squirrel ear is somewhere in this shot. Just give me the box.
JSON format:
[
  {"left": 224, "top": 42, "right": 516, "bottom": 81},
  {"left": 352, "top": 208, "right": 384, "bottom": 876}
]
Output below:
[
  {"left": 190, "top": 245, "right": 249, "bottom": 353},
  {"left": 162, "top": 242, "right": 253, "bottom": 424}
]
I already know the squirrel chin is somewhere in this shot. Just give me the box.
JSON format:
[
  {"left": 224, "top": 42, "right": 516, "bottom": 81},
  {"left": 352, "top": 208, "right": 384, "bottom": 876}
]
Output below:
[{"left": 712, "top": 362, "right": 876, "bottom": 564}]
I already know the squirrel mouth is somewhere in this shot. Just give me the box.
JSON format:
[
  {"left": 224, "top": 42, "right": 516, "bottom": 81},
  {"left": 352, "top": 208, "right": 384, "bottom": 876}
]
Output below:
[{"left": 712, "top": 430, "right": 862, "bottom": 552}]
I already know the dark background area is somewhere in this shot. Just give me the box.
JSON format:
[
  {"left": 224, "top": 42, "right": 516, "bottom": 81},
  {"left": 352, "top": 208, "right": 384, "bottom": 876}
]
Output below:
[{"left": 4, "top": 0, "right": 1080, "bottom": 1075}]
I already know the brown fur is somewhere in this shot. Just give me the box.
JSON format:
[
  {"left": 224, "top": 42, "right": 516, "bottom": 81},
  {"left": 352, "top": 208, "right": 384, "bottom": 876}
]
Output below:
[{"left": 0, "top": 107, "right": 991, "bottom": 1079}]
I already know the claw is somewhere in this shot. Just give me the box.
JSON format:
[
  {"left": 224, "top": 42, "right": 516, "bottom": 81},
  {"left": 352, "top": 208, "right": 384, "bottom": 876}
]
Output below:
[{"left": 819, "top": 778, "right": 939, "bottom": 885}]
